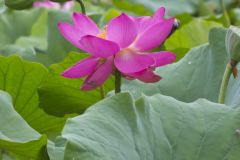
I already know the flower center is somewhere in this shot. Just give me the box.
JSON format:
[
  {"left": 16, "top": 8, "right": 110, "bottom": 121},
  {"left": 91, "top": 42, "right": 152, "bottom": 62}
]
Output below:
[
  {"left": 118, "top": 48, "right": 135, "bottom": 56},
  {"left": 97, "top": 26, "right": 107, "bottom": 39}
]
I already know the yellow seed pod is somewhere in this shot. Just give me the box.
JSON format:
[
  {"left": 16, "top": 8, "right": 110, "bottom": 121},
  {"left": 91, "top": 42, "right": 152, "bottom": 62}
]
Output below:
[{"left": 225, "top": 26, "right": 240, "bottom": 62}]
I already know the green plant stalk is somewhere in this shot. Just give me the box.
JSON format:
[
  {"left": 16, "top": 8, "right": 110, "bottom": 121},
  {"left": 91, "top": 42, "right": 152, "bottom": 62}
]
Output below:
[
  {"left": 99, "top": 85, "right": 105, "bottom": 99},
  {"left": 0, "top": 150, "right": 2, "bottom": 160},
  {"left": 220, "top": 0, "right": 231, "bottom": 27},
  {"left": 218, "top": 63, "right": 232, "bottom": 103},
  {"left": 115, "top": 69, "right": 121, "bottom": 94},
  {"left": 76, "top": 0, "right": 86, "bottom": 14}
]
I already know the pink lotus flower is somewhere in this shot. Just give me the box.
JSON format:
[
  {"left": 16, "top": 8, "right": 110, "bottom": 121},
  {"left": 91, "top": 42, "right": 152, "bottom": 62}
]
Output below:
[
  {"left": 33, "top": 0, "right": 74, "bottom": 11},
  {"left": 58, "top": 7, "right": 176, "bottom": 90}
]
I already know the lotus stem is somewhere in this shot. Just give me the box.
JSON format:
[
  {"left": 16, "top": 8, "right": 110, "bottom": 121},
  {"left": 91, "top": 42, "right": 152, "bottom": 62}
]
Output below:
[
  {"left": 99, "top": 85, "right": 105, "bottom": 99},
  {"left": 115, "top": 69, "right": 122, "bottom": 94},
  {"left": 218, "top": 63, "right": 232, "bottom": 103},
  {"left": 76, "top": 0, "right": 86, "bottom": 14},
  {"left": 218, "top": 59, "right": 238, "bottom": 103},
  {"left": 220, "top": 0, "right": 231, "bottom": 27}
]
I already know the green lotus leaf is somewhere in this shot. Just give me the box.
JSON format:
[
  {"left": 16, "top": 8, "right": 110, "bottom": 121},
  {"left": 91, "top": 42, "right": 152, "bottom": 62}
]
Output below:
[
  {"left": 49, "top": 92, "right": 240, "bottom": 160},
  {"left": 0, "top": 55, "right": 66, "bottom": 135},
  {"left": 0, "top": 91, "right": 48, "bottom": 160}
]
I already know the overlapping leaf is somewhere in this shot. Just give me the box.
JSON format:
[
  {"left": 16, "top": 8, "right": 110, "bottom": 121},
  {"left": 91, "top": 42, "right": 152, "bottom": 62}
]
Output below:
[
  {"left": 49, "top": 93, "right": 240, "bottom": 160},
  {"left": 0, "top": 91, "right": 48, "bottom": 160},
  {"left": 0, "top": 55, "right": 66, "bottom": 135}
]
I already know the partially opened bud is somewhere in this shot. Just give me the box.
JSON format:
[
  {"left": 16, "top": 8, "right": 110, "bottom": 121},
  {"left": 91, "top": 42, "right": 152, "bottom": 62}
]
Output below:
[
  {"left": 219, "top": 26, "right": 240, "bottom": 103},
  {"left": 225, "top": 26, "right": 240, "bottom": 62}
]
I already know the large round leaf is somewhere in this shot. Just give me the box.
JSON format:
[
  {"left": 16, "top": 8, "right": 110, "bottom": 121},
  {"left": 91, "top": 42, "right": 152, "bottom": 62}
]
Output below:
[{"left": 49, "top": 92, "right": 240, "bottom": 159}]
